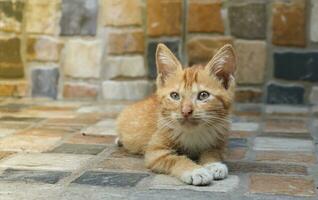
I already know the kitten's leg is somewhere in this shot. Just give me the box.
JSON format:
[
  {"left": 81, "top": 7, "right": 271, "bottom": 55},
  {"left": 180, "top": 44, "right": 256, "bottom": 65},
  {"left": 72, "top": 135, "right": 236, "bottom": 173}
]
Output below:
[
  {"left": 199, "top": 149, "right": 228, "bottom": 180},
  {"left": 145, "top": 133, "right": 213, "bottom": 186}
]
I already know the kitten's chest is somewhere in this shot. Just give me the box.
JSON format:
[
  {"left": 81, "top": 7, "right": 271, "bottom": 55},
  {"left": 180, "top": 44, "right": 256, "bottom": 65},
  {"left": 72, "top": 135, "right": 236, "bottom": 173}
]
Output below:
[{"left": 174, "top": 127, "right": 220, "bottom": 155}]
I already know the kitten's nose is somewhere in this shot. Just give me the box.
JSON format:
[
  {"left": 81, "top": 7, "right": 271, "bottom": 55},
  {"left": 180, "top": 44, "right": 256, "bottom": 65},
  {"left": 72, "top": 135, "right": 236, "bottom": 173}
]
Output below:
[{"left": 182, "top": 105, "right": 193, "bottom": 118}]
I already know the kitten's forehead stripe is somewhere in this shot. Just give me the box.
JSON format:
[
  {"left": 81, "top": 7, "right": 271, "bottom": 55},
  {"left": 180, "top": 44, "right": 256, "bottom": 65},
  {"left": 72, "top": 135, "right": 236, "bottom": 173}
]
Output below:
[{"left": 182, "top": 67, "right": 200, "bottom": 89}]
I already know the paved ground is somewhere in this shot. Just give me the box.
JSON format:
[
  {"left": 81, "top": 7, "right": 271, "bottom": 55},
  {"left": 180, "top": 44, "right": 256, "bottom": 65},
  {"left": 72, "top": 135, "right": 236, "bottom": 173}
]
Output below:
[{"left": 0, "top": 98, "right": 317, "bottom": 200}]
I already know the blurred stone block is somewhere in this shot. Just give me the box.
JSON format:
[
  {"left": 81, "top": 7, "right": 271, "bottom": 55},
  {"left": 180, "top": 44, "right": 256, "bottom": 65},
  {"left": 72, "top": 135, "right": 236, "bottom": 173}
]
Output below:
[
  {"left": 108, "top": 29, "right": 144, "bottom": 54},
  {"left": 187, "top": 36, "right": 233, "bottom": 65},
  {"left": 63, "top": 39, "right": 102, "bottom": 78},
  {"left": 274, "top": 52, "right": 318, "bottom": 82},
  {"left": 27, "top": 36, "right": 63, "bottom": 62},
  {"left": 235, "top": 40, "right": 267, "bottom": 84},
  {"left": 31, "top": 65, "right": 59, "bottom": 99},
  {"left": 229, "top": 2, "right": 267, "bottom": 39},
  {"left": 0, "top": 80, "right": 27, "bottom": 97},
  {"left": 63, "top": 82, "right": 98, "bottom": 100},
  {"left": 0, "top": 37, "right": 23, "bottom": 78},
  {"left": 235, "top": 87, "right": 262, "bottom": 103},
  {"left": 310, "top": 0, "right": 318, "bottom": 42},
  {"left": 187, "top": 0, "right": 224, "bottom": 33},
  {"left": 102, "top": 80, "right": 154, "bottom": 100},
  {"left": 60, "top": 0, "right": 98, "bottom": 36},
  {"left": 272, "top": 0, "right": 306, "bottom": 47},
  {"left": 267, "top": 83, "right": 304, "bottom": 105},
  {"left": 104, "top": 56, "right": 146, "bottom": 79},
  {"left": 310, "top": 86, "right": 318, "bottom": 104},
  {"left": 0, "top": 0, "right": 24, "bottom": 33},
  {"left": 26, "top": 0, "right": 60, "bottom": 35},
  {"left": 147, "top": 0, "right": 182, "bottom": 36},
  {"left": 103, "top": 0, "right": 142, "bottom": 26}
]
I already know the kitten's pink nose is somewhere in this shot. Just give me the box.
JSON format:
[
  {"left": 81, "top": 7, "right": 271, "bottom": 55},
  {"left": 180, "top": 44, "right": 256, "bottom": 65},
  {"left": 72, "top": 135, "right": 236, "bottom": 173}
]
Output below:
[{"left": 182, "top": 105, "right": 193, "bottom": 118}]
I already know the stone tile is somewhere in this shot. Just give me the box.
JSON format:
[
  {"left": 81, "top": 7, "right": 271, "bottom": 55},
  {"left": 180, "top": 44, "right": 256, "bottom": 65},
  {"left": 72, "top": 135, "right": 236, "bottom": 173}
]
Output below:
[
  {"left": 272, "top": 0, "right": 306, "bottom": 47},
  {"left": 266, "top": 83, "right": 304, "bottom": 104},
  {"left": 254, "top": 137, "right": 314, "bottom": 152},
  {"left": 110, "top": 148, "right": 142, "bottom": 159},
  {"left": 45, "top": 116, "right": 100, "bottom": 126},
  {"left": 102, "top": 80, "right": 154, "bottom": 100},
  {"left": 104, "top": 56, "right": 147, "bottom": 79},
  {"left": 226, "top": 148, "right": 246, "bottom": 161},
  {"left": 147, "top": 0, "right": 182, "bottom": 36},
  {"left": 26, "top": 0, "right": 60, "bottom": 35},
  {"left": 103, "top": 0, "right": 142, "bottom": 26},
  {"left": 0, "top": 80, "right": 27, "bottom": 97},
  {"left": 60, "top": 0, "right": 98, "bottom": 36},
  {"left": 274, "top": 52, "right": 318, "bottom": 82},
  {"left": 226, "top": 161, "right": 307, "bottom": 175},
  {"left": 63, "top": 39, "right": 102, "bottom": 78},
  {"left": 187, "top": 36, "right": 233, "bottom": 65},
  {"left": 0, "top": 153, "right": 93, "bottom": 171},
  {"left": 31, "top": 66, "right": 59, "bottom": 99},
  {"left": 0, "top": 1, "right": 24, "bottom": 33},
  {"left": 255, "top": 151, "right": 316, "bottom": 164},
  {"left": 234, "top": 87, "right": 262, "bottom": 103},
  {"left": 310, "top": 86, "right": 318, "bottom": 104},
  {"left": 63, "top": 82, "right": 98, "bottom": 100},
  {"left": 259, "top": 132, "right": 312, "bottom": 140},
  {"left": 108, "top": 29, "right": 144, "bottom": 54},
  {"left": 310, "top": 0, "right": 318, "bottom": 42},
  {"left": 230, "top": 122, "right": 259, "bottom": 132},
  {"left": 48, "top": 143, "right": 106, "bottom": 155},
  {"left": 264, "top": 118, "right": 309, "bottom": 134},
  {"left": 0, "top": 152, "right": 13, "bottom": 161},
  {"left": 0, "top": 128, "right": 18, "bottom": 138},
  {"left": 249, "top": 174, "right": 316, "bottom": 197},
  {"left": 0, "top": 37, "right": 23, "bottom": 78},
  {"left": 66, "top": 134, "right": 115, "bottom": 145},
  {"left": 0, "top": 129, "right": 64, "bottom": 152},
  {"left": 229, "top": 130, "right": 255, "bottom": 139},
  {"left": 95, "top": 157, "right": 146, "bottom": 172},
  {"left": 0, "top": 116, "right": 43, "bottom": 123},
  {"left": 81, "top": 119, "right": 116, "bottom": 136},
  {"left": 147, "top": 40, "right": 180, "bottom": 79},
  {"left": 0, "top": 169, "right": 70, "bottom": 184},
  {"left": 228, "top": 138, "right": 247, "bottom": 148},
  {"left": 150, "top": 175, "right": 239, "bottom": 192},
  {"left": 187, "top": 0, "right": 224, "bottom": 33},
  {"left": 234, "top": 40, "right": 267, "bottom": 84},
  {"left": 229, "top": 2, "right": 267, "bottom": 39},
  {"left": 72, "top": 171, "right": 149, "bottom": 187},
  {"left": 265, "top": 105, "right": 309, "bottom": 117},
  {"left": 16, "top": 128, "right": 68, "bottom": 137},
  {"left": 27, "top": 36, "right": 63, "bottom": 62},
  {"left": 0, "top": 103, "right": 30, "bottom": 113}
]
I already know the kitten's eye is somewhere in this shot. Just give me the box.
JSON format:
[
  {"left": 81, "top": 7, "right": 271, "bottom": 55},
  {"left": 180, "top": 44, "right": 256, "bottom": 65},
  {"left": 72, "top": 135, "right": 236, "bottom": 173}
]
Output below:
[
  {"left": 170, "top": 92, "right": 180, "bottom": 100},
  {"left": 198, "top": 91, "right": 210, "bottom": 101}
]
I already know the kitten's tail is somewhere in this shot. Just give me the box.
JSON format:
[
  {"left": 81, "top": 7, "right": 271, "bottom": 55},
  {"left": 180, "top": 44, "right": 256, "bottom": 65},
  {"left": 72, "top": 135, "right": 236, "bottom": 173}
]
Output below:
[{"left": 115, "top": 137, "right": 123, "bottom": 147}]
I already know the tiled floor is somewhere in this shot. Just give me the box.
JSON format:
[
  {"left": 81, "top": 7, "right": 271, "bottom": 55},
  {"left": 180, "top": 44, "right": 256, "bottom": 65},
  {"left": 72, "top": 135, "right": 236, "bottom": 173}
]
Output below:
[{"left": 0, "top": 98, "right": 317, "bottom": 200}]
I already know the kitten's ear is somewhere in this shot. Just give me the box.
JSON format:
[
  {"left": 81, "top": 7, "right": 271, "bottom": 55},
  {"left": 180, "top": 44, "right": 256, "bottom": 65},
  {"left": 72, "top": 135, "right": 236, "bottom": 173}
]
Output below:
[
  {"left": 205, "top": 44, "right": 236, "bottom": 89},
  {"left": 156, "top": 43, "right": 182, "bottom": 86}
]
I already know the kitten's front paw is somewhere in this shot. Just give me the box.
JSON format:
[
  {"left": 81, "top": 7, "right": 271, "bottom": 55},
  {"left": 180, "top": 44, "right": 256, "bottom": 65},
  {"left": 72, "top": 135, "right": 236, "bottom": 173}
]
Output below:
[
  {"left": 181, "top": 167, "right": 213, "bottom": 186},
  {"left": 205, "top": 162, "right": 228, "bottom": 180}
]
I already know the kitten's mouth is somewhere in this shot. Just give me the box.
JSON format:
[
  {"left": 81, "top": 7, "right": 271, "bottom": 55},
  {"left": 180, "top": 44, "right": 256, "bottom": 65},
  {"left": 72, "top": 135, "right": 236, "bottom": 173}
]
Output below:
[{"left": 179, "top": 118, "right": 199, "bottom": 126}]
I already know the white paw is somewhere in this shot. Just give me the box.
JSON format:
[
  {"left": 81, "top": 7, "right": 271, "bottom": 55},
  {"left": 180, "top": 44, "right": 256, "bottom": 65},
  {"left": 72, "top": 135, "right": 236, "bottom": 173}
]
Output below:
[
  {"left": 205, "top": 162, "right": 228, "bottom": 180},
  {"left": 181, "top": 167, "right": 213, "bottom": 186}
]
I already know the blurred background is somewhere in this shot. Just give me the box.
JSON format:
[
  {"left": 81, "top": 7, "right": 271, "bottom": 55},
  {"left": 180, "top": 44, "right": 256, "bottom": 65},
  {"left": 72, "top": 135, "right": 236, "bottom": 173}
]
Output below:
[{"left": 0, "top": 0, "right": 317, "bottom": 105}]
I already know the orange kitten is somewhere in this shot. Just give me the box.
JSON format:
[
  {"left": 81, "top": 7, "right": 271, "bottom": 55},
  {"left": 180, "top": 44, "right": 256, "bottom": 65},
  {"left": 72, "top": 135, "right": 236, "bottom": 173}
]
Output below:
[{"left": 116, "top": 43, "right": 236, "bottom": 185}]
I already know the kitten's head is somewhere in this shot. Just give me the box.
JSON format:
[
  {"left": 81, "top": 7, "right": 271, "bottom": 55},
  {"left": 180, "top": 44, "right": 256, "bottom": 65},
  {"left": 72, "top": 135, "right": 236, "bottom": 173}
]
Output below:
[{"left": 155, "top": 43, "right": 236, "bottom": 130}]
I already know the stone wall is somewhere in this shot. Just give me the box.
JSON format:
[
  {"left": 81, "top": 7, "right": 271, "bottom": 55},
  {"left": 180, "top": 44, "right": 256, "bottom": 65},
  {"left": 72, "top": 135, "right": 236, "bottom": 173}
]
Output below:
[{"left": 0, "top": 0, "right": 317, "bottom": 104}]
